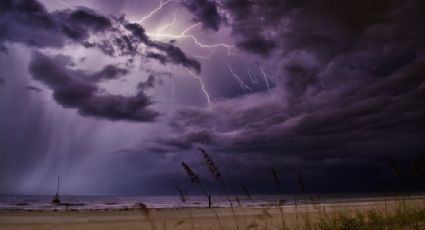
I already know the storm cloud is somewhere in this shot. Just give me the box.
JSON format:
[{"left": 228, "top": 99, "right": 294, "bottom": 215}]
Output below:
[
  {"left": 1, "top": 0, "right": 425, "bottom": 195},
  {"left": 153, "top": 0, "right": 425, "bottom": 192},
  {"left": 181, "top": 0, "right": 222, "bottom": 31},
  {"left": 172, "top": 0, "right": 425, "bottom": 140},
  {"left": 0, "top": 0, "right": 200, "bottom": 69},
  {"left": 0, "top": 0, "right": 111, "bottom": 48},
  {"left": 28, "top": 51, "right": 158, "bottom": 122},
  {"left": 0, "top": 0, "right": 201, "bottom": 121},
  {"left": 91, "top": 64, "right": 129, "bottom": 82}
]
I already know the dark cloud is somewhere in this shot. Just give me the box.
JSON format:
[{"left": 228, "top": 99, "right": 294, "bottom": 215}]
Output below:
[
  {"left": 150, "top": 0, "right": 425, "bottom": 192},
  {"left": 147, "top": 38, "right": 201, "bottom": 73},
  {"left": 236, "top": 37, "right": 276, "bottom": 56},
  {"left": 0, "top": 0, "right": 202, "bottom": 123},
  {"left": 123, "top": 22, "right": 149, "bottom": 43},
  {"left": 26, "top": 85, "right": 42, "bottom": 92},
  {"left": 219, "top": 0, "right": 425, "bottom": 58},
  {"left": 157, "top": 129, "right": 214, "bottom": 150},
  {"left": 0, "top": 77, "right": 4, "bottom": 85},
  {"left": 55, "top": 7, "right": 112, "bottom": 42},
  {"left": 181, "top": 0, "right": 222, "bottom": 31},
  {"left": 0, "top": 0, "right": 201, "bottom": 72},
  {"left": 28, "top": 51, "right": 158, "bottom": 122},
  {"left": 2, "top": 0, "right": 425, "bottom": 195},
  {"left": 137, "top": 75, "right": 156, "bottom": 90},
  {"left": 158, "top": 60, "right": 425, "bottom": 191},
  {"left": 91, "top": 64, "right": 129, "bottom": 82},
  {"left": 146, "top": 52, "right": 168, "bottom": 65},
  {"left": 0, "top": 43, "right": 7, "bottom": 53},
  {"left": 111, "top": 21, "right": 202, "bottom": 72},
  {"left": 214, "top": 0, "right": 425, "bottom": 109},
  {"left": 0, "top": 0, "right": 111, "bottom": 48}
]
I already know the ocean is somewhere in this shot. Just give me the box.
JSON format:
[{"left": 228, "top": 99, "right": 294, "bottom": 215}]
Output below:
[{"left": 0, "top": 193, "right": 408, "bottom": 211}]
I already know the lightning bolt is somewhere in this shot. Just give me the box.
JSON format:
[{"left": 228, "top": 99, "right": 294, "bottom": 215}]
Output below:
[
  {"left": 191, "top": 47, "right": 218, "bottom": 59},
  {"left": 136, "top": 0, "right": 172, "bottom": 24},
  {"left": 227, "top": 64, "right": 251, "bottom": 91},
  {"left": 259, "top": 64, "right": 275, "bottom": 87},
  {"left": 134, "top": 1, "right": 237, "bottom": 106},
  {"left": 146, "top": 23, "right": 233, "bottom": 54},
  {"left": 185, "top": 69, "right": 212, "bottom": 105},
  {"left": 258, "top": 65, "right": 270, "bottom": 89},
  {"left": 155, "top": 10, "right": 177, "bottom": 40},
  {"left": 247, "top": 68, "right": 259, "bottom": 84},
  {"left": 261, "top": 65, "right": 275, "bottom": 83}
]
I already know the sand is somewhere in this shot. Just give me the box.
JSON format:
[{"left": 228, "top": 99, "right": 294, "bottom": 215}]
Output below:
[{"left": 1, "top": 198, "right": 424, "bottom": 230}]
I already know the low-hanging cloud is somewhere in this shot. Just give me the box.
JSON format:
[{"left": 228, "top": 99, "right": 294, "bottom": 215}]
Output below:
[{"left": 29, "top": 51, "right": 159, "bottom": 122}]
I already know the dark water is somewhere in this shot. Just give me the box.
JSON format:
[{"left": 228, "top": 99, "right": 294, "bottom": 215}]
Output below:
[{"left": 0, "top": 193, "right": 413, "bottom": 211}]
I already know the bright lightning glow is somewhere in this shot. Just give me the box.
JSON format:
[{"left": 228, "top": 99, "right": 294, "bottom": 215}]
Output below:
[
  {"left": 227, "top": 64, "right": 251, "bottom": 91},
  {"left": 134, "top": 1, "right": 238, "bottom": 106},
  {"left": 155, "top": 10, "right": 177, "bottom": 40},
  {"left": 146, "top": 23, "right": 233, "bottom": 52},
  {"left": 136, "top": 0, "right": 171, "bottom": 24}
]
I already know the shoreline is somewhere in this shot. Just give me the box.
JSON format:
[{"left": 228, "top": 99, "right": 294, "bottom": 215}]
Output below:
[
  {"left": 1, "top": 198, "right": 424, "bottom": 230},
  {"left": 1, "top": 194, "right": 424, "bottom": 213}
]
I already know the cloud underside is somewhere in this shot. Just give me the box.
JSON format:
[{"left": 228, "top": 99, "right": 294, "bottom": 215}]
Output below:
[{"left": 28, "top": 51, "right": 159, "bottom": 121}]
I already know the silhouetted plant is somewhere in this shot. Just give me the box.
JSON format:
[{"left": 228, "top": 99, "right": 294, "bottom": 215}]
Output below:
[
  {"left": 138, "top": 202, "right": 157, "bottom": 230},
  {"left": 198, "top": 147, "right": 240, "bottom": 230},
  {"left": 270, "top": 167, "right": 286, "bottom": 229},
  {"left": 180, "top": 162, "right": 209, "bottom": 206},
  {"left": 180, "top": 161, "right": 224, "bottom": 229},
  {"left": 176, "top": 185, "right": 187, "bottom": 203},
  {"left": 241, "top": 185, "right": 252, "bottom": 200}
]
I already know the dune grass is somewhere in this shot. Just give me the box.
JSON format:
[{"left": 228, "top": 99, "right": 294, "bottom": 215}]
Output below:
[
  {"left": 173, "top": 149, "right": 424, "bottom": 230},
  {"left": 131, "top": 198, "right": 424, "bottom": 230},
  {"left": 316, "top": 199, "right": 425, "bottom": 230}
]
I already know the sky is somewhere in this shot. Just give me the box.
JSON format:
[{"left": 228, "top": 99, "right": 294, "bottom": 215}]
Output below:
[{"left": 0, "top": 0, "right": 424, "bottom": 196}]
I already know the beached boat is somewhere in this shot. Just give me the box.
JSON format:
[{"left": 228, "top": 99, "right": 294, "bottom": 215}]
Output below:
[{"left": 52, "top": 175, "right": 60, "bottom": 204}]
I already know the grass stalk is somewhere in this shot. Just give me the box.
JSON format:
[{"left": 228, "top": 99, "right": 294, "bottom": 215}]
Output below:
[
  {"left": 270, "top": 167, "right": 287, "bottom": 229},
  {"left": 198, "top": 147, "right": 240, "bottom": 230}
]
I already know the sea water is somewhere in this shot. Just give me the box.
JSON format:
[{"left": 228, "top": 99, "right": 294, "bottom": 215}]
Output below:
[{"left": 0, "top": 193, "right": 406, "bottom": 211}]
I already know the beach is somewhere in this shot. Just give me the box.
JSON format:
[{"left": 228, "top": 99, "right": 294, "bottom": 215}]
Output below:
[{"left": 1, "top": 196, "right": 424, "bottom": 230}]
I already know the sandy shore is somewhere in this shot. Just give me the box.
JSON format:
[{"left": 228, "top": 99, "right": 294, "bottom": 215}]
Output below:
[{"left": 1, "top": 197, "right": 424, "bottom": 230}]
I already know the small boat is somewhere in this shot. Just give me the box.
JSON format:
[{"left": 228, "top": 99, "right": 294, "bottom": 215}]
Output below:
[{"left": 52, "top": 175, "right": 61, "bottom": 204}]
